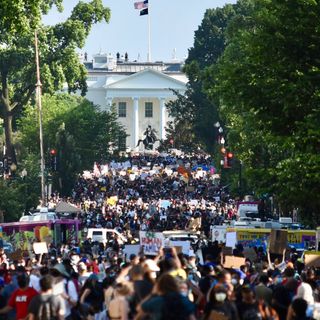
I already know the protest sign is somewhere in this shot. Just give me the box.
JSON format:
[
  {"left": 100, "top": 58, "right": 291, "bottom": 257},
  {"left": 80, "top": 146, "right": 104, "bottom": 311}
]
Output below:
[
  {"left": 226, "top": 232, "right": 237, "bottom": 249},
  {"left": 33, "top": 242, "right": 48, "bottom": 254},
  {"left": 169, "top": 241, "right": 190, "bottom": 255},
  {"left": 222, "top": 246, "right": 233, "bottom": 256},
  {"left": 223, "top": 256, "right": 246, "bottom": 269},
  {"left": 139, "top": 231, "right": 164, "bottom": 255},
  {"left": 305, "top": 252, "right": 320, "bottom": 267},
  {"left": 123, "top": 245, "right": 140, "bottom": 258},
  {"left": 243, "top": 247, "right": 258, "bottom": 261},
  {"left": 160, "top": 200, "right": 171, "bottom": 209},
  {"left": 269, "top": 230, "right": 287, "bottom": 254}
]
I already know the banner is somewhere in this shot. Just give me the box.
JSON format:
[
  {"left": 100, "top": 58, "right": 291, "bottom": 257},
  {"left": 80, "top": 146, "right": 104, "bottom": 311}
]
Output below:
[{"left": 139, "top": 231, "right": 164, "bottom": 255}]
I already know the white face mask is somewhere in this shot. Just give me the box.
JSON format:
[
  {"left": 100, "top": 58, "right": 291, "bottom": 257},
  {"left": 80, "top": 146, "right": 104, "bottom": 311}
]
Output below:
[
  {"left": 215, "top": 293, "right": 227, "bottom": 302},
  {"left": 181, "top": 291, "right": 188, "bottom": 297},
  {"left": 231, "top": 278, "right": 238, "bottom": 286},
  {"left": 239, "top": 279, "right": 244, "bottom": 285}
]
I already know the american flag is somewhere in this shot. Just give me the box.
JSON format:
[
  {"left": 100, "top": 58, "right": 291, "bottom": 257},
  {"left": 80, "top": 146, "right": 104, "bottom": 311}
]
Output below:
[{"left": 134, "top": 0, "right": 148, "bottom": 10}]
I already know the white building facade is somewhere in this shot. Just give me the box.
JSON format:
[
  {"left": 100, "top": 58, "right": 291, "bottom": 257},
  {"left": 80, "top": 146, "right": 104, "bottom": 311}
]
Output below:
[{"left": 83, "top": 53, "right": 187, "bottom": 151}]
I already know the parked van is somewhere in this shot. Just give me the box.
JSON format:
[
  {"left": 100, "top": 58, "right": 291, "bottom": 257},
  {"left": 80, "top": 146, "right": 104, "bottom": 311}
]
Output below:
[{"left": 86, "top": 228, "right": 127, "bottom": 245}]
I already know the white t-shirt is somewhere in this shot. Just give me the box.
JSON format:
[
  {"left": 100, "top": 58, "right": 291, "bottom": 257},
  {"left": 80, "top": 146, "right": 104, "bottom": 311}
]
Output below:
[{"left": 53, "top": 279, "right": 78, "bottom": 317}]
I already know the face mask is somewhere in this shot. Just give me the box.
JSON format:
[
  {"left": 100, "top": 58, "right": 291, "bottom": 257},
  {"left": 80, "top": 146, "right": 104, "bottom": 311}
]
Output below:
[
  {"left": 181, "top": 291, "right": 188, "bottom": 297},
  {"left": 239, "top": 279, "right": 244, "bottom": 285},
  {"left": 215, "top": 293, "right": 227, "bottom": 302},
  {"left": 231, "top": 278, "right": 238, "bottom": 286}
]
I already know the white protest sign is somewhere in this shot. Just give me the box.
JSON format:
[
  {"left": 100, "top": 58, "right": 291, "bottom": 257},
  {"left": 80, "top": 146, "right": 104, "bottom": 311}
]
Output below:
[
  {"left": 211, "top": 226, "right": 227, "bottom": 243},
  {"left": 226, "top": 232, "right": 237, "bottom": 249},
  {"left": 33, "top": 242, "right": 48, "bottom": 254},
  {"left": 160, "top": 200, "right": 171, "bottom": 209},
  {"left": 123, "top": 245, "right": 140, "bottom": 259},
  {"left": 139, "top": 231, "right": 164, "bottom": 255}
]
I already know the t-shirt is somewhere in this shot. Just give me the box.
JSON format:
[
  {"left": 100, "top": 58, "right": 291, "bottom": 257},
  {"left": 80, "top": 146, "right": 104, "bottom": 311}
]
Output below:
[
  {"left": 28, "top": 293, "right": 64, "bottom": 320},
  {"left": 8, "top": 287, "right": 38, "bottom": 320}
]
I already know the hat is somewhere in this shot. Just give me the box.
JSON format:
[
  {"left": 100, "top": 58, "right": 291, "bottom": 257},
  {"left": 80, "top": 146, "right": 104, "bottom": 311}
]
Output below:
[
  {"left": 53, "top": 263, "right": 70, "bottom": 278},
  {"left": 144, "top": 259, "right": 160, "bottom": 272}
]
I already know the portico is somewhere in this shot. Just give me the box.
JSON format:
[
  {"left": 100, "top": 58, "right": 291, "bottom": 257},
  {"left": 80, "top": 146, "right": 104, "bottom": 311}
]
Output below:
[{"left": 104, "top": 68, "right": 186, "bottom": 150}]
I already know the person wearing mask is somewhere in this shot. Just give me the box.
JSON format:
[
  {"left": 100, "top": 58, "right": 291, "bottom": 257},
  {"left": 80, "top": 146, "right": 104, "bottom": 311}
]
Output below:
[
  {"left": 27, "top": 274, "right": 64, "bottom": 320},
  {"left": 203, "top": 284, "right": 239, "bottom": 320},
  {"left": 0, "top": 273, "right": 38, "bottom": 320}
]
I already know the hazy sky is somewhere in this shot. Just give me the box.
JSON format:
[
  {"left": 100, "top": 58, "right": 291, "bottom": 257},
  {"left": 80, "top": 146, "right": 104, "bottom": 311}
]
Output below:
[{"left": 44, "top": 0, "right": 237, "bottom": 62}]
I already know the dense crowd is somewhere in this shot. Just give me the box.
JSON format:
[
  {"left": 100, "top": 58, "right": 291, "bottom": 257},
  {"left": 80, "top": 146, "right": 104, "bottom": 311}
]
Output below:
[
  {"left": 1, "top": 152, "right": 318, "bottom": 320},
  {"left": 53, "top": 153, "right": 238, "bottom": 239},
  {"left": 0, "top": 241, "right": 319, "bottom": 320}
]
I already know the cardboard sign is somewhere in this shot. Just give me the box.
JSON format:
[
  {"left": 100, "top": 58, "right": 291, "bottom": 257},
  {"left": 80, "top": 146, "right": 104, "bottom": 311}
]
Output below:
[
  {"left": 305, "top": 252, "right": 320, "bottom": 267},
  {"left": 33, "top": 242, "right": 48, "bottom": 254},
  {"left": 139, "top": 231, "right": 164, "bottom": 255},
  {"left": 243, "top": 247, "right": 258, "bottom": 261},
  {"left": 169, "top": 241, "right": 190, "bottom": 255},
  {"left": 223, "top": 255, "right": 246, "bottom": 269},
  {"left": 269, "top": 230, "right": 287, "bottom": 254},
  {"left": 222, "top": 246, "right": 233, "bottom": 256}
]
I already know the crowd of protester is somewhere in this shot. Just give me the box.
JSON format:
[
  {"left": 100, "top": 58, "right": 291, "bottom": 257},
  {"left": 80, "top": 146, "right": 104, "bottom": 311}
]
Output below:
[
  {"left": 48, "top": 152, "right": 238, "bottom": 239},
  {"left": 0, "top": 241, "right": 320, "bottom": 320},
  {"left": 0, "top": 152, "right": 318, "bottom": 319}
]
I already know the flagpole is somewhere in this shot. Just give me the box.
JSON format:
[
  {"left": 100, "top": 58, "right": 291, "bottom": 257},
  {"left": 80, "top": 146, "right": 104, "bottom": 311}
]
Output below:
[{"left": 147, "top": 0, "right": 151, "bottom": 62}]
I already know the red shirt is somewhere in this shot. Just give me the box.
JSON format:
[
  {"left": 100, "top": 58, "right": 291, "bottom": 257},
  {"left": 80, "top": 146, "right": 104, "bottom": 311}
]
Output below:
[{"left": 8, "top": 287, "right": 38, "bottom": 320}]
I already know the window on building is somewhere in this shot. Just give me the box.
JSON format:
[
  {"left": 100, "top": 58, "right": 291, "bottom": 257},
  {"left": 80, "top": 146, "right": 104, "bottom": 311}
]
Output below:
[
  {"left": 118, "top": 102, "right": 126, "bottom": 117},
  {"left": 145, "top": 102, "right": 153, "bottom": 118},
  {"left": 118, "top": 135, "right": 126, "bottom": 151}
]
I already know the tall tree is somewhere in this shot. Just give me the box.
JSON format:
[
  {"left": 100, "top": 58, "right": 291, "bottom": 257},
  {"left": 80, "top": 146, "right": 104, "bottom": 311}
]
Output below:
[
  {"left": 213, "top": 0, "right": 320, "bottom": 221},
  {"left": 0, "top": 0, "right": 110, "bottom": 165},
  {"left": 167, "top": 1, "right": 252, "bottom": 154}
]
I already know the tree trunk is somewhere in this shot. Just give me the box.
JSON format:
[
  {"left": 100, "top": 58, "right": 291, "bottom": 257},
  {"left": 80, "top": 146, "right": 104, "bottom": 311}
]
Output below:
[{"left": 3, "top": 113, "right": 17, "bottom": 165}]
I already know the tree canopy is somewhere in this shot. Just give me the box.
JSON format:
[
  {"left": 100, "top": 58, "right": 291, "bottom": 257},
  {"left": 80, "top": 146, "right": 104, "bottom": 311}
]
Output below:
[
  {"left": 210, "top": 0, "right": 320, "bottom": 222},
  {"left": 0, "top": 0, "right": 110, "bottom": 164}
]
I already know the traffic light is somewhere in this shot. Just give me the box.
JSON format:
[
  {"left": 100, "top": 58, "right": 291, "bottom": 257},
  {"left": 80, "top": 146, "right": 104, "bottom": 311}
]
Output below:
[
  {"left": 50, "top": 149, "right": 57, "bottom": 171},
  {"left": 224, "top": 151, "right": 233, "bottom": 168}
]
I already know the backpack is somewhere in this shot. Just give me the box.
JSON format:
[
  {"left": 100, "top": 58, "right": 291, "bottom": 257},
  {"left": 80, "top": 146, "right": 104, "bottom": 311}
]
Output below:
[{"left": 37, "top": 296, "right": 56, "bottom": 320}]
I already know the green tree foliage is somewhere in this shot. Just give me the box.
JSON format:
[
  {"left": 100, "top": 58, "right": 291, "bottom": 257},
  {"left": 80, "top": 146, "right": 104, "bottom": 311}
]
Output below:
[
  {"left": 0, "top": 0, "right": 110, "bottom": 164},
  {"left": 213, "top": 0, "right": 320, "bottom": 222},
  {"left": 167, "top": 1, "right": 252, "bottom": 155},
  {"left": 18, "top": 94, "right": 126, "bottom": 195}
]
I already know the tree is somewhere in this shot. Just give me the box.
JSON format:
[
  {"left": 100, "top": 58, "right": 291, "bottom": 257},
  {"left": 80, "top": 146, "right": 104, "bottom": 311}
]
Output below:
[
  {"left": 0, "top": 0, "right": 110, "bottom": 165},
  {"left": 167, "top": 1, "right": 253, "bottom": 155},
  {"left": 213, "top": 0, "right": 320, "bottom": 222},
  {"left": 18, "top": 94, "right": 126, "bottom": 195}
]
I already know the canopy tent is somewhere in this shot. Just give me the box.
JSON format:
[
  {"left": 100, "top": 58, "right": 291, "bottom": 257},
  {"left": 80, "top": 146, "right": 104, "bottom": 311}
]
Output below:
[{"left": 55, "top": 202, "right": 81, "bottom": 213}]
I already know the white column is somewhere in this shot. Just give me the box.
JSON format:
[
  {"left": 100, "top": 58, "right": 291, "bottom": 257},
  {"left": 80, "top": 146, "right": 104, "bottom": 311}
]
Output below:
[
  {"left": 133, "top": 97, "right": 139, "bottom": 148},
  {"left": 106, "top": 97, "right": 113, "bottom": 111},
  {"left": 159, "top": 98, "right": 166, "bottom": 140}
]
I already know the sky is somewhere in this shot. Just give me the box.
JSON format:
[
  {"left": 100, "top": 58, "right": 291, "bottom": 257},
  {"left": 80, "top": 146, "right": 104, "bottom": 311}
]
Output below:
[{"left": 44, "top": 0, "right": 237, "bottom": 62}]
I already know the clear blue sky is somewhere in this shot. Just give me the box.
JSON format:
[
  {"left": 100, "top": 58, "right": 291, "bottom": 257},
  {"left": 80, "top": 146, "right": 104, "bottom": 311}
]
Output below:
[{"left": 44, "top": 0, "right": 237, "bottom": 62}]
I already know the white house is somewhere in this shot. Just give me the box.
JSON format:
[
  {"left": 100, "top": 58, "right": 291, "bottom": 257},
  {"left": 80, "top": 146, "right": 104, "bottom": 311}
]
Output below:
[{"left": 83, "top": 53, "right": 187, "bottom": 151}]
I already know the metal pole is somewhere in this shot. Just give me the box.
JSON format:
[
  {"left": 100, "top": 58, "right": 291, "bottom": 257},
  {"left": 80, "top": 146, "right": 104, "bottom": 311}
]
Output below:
[
  {"left": 147, "top": 0, "right": 151, "bottom": 62},
  {"left": 35, "top": 31, "right": 46, "bottom": 207}
]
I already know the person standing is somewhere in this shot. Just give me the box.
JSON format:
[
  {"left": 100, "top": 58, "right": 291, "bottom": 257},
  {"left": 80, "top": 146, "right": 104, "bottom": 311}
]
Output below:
[
  {"left": 27, "top": 275, "right": 65, "bottom": 320},
  {"left": 0, "top": 273, "right": 38, "bottom": 320}
]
